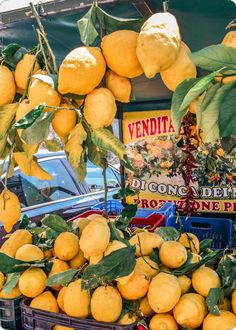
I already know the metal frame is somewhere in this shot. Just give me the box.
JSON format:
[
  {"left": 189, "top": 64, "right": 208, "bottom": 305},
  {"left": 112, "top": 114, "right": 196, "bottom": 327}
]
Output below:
[{"left": 0, "top": 0, "right": 155, "bottom": 25}]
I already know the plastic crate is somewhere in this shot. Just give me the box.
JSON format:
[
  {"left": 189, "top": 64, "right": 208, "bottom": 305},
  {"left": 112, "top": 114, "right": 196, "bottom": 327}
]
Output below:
[
  {"left": 92, "top": 200, "right": 175, "bottom": 218},
  {"left": 0, "top": 296, "right": 22, "bottom": 330},
  {"left": 21, "top": 298, "right": 137, "bottom": 330},
  {"left": 166, "top": 215, "right": 234, "bottom": 249}
]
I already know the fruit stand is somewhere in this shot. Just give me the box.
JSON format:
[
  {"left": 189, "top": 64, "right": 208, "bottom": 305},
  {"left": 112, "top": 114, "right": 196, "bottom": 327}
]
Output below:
[{"left": 0, "top": 0, "right": 236, "bottom": 329}]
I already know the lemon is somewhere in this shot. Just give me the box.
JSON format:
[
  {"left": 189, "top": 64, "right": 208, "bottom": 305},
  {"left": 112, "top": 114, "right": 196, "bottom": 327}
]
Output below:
[
  {"left": 173, "top": 293, "right": 207, "bottom": 328},
  {"left": 48, "top": 259, "right": 70, "bottom": 291},
  {"left": 53, "top": 232, "right": 80, "bottom": 261},
  {"left": 89, "top": 254, "right": 103, "bottom": 265},
  {"left": 149, "top": 313, "right": 178, "bottom": 330},
  {"left": 105, "top": 70, "right": 131, "bottom": 103},
  {"left": 0, "top": 65, "right": 16, "bottom": 106},
  {"left": 28, "top": 76, "right": 61, "bottom": 110},
  {"left": 0, "top": 286, "right": 22, "bottom": 299},
  {"left": 84, "top": 88, "right": 117, "bottom": 129},
  {"left": 57, "top": 286, "right": 67, "bottom": 312},
  {"left": 129, "top": 232, "right": 164, "bottom": 257},
  {"left": 80, "top": 220, "right": 110, "bottom": 258},
  {"left": 178, "top": 232, "right": 200, "bottom": 253},
  {"left": 101, "top": 30, "right": 143, "bottom": 78},
  {"left": 30, "top": 291, "right": 59, "bottom": 313},
  {"left": 52, "top": 102, "right": 77, "bottom": 143},
  {"left": 159, "top": 240, "right": 187, "bottom": 268},
  {"left": 104, "top": 240, "right": 126, "bottom": 257},
  {"left": 148, "top": 272, "right": 181, "bottom": 313},
  {"left": 218, "top": 297, "right": 231, "bottom": 311},
  {"left": 0, "top": 273, "right": 5, "bottom": 290},
  {"left": 178, "top": 275, "right": 191, "bottom": 294},
  {"left": 69, "top": 250, "right": 87, "bottom": 269},
  {"left": 0, "top": 229, "right": 32, "bottom": 257},
  {"left": 139, "top": 296, "right": 155, "bottom": 317},
  {"left": 58, "top": 47, "right": 106, "bottom": 95},
  {"left": 53, "top": 326, "right": 74, "bottom": 330},
  {"left": 203, "top": 310, "right": 236, "bottom": 330},
  {"left": 0, "top": 189, "right": 21, "bottom": 233},
  {"left": 192, "top": 267, "right": 221, "bottom": 297},
  {"left": 63, "top": 279, "right": 90, "bottom": 318},
  {"left": 19, "top": 268, "right": 47, "bottom": 298},
  {"left": 15, "top": 244, "right": 44, "bottom": 261},
  {"left": 91, "top": 286, "right": 122, "bottom": 323},
  {"left": 15, "top": 54, "right": 40, "bottom": 92},
  {"left": 117, "top": 270, "right": 150, "bottom": 300},
  {"left": 44, "top": 248, "right": 53, "bottom": 259},
  {"left": 231, "top": 289, "right": 236, "bottom": 314},
  {"left": 160, "top": 41, "right": 197, "bottom": 91},
  {"left": 137, "top": 12, "right": 181, "bottom": 78},
  {"left": 135, "top": 256, "right": 159, "bottom": 279}
]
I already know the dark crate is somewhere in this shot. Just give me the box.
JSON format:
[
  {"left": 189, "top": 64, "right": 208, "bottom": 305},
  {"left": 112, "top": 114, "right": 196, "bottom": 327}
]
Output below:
[
  {"left": 0, "top": 296, "right": 22, "bottom": 330},
  {"left": 21, "top": 298, "right": 137, "bottom": 330}
]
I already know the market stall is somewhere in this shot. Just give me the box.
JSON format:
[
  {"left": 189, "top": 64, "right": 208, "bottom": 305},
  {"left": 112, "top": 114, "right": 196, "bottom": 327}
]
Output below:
[{"left": 0, "top": 0, "right": 236, "bottom": 329}]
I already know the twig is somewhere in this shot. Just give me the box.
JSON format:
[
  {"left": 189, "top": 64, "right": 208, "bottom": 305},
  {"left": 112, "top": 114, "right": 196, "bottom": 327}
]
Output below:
[
  {"left": 102, "top": 158, "right": 108, "bottom": 219},
  {"left": 36, "top": 29, "right": 50, "bottom": 73}
]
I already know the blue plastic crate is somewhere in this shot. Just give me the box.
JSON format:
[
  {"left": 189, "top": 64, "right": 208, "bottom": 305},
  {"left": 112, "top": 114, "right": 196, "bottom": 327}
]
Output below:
[
  {"left": 166, "top": 215, "right": 234, "bottom": 249},
  {"left": 92, "top": 200, "right": 176, "bottom": 218}
]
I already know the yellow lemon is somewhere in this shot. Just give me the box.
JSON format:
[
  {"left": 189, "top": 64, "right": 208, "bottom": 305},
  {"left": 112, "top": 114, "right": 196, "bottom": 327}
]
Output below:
[
  {"left": 178, "top": 275, "right": 191, "bottom": 294},
  {"left": 149, "top": 313, "right": 178, "bottom": 330},
  {"left": 48, "top": 259, "right": 70, "bottom": 291},
  {"left": 0, "top": 273, "right": 5, "bottom": 290},
  {"left": 63, "top": 279, "right": 90, "bottom": 318},
  {"left": 203, "top": 310, "right": 236, "bottom": 330},
  {"left": 30, "top": 291, "right": 59, "bottom": 313},
  {"left": 91, "top": 286, "right": 122, "bottom": 323},
  {"left": 192, "top": 267, "right": 221, "bottom": 297},
  {"left": 178, "top": 232, "right": 200, "bottom": 253},
  {"left": 104, "top": 240, "right": 126, "bottom": 257},
  {"left": 84, "top": 88, "right": 117, "bottom": 129},
  {"left": 101, "top": 30, "right": 143, "bottom": 78},
  {"left": 0, "top": 65, "right": 16, "bottom": 105},
  {"left": 173, "top": 293, "right": 207, "bottom": 328},
  {"left": 105, "top": 70, "right": 131, "bottom": 103},
  {"left": 218, "top": 297, "right": 231, "bottom": 311},
  {"left": 15, "top": 244, "right": 44, "bottom": 261},
  {"left": 135, "top": 256, "right": 159, "bottom": 279},
  {"left": 129, "top": 232, "right": 164, "bottom": 257},
  {"left": 139, "top": 296, "right": 155, "bottom": 317},
  {"left": 148, "top": 273, "right": 181, "bottom": 313},
  {"left": 0, "top": 229, "right": 32, "bottom": 257},
  {"left": 0, "top": 189, "right": 21, "bottom": 233},
  {"left": 159, "top": 240, "right": 188, "bottom": 268},
  {"left": 231, "top": 289, "right": 236, "bottom": 314},
  {"left": 137, "top": 12, "right": 181, "bottom": 78},
  {"left": 53, "top": 232, "right": 80, "bottom": 261},
  {"left": 19, "top": 268, "right": 47, "bottom": 298},
  {"left": 58, "top": 47, "right": 106, "bottom": 95},
  {"left": 15, "top": 54, "right": 40, "bottom": 92},
  {"left": 89, "top": 254, "right": 103, "bottom": 265},
  {"left": 118, "top": 312, "right": 137, "bottom": 325},
  {"left": 57, "top": 286, "right": 67, "bottom": 312},
  {"left": 0, "top": 286, "right": 22, "bottom": 299},
  {"left": 69, "top": 250, "right": 87, "bottom": 269},
  {"left": 117, "top": 270, "right": 150, "bottom": 300}
]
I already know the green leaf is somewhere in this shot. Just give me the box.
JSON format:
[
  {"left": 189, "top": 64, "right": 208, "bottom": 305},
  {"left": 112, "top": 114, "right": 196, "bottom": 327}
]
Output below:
[
  {"left": 81, "top": 246, "right": 136, "bottom": 290},
  {"left": 0, "top": 103, "right": 18, "bottom": 139},
  {"left": 0, "top": 136, "right": 8, "bottom": 159},
  {"left": 206, "top": 287, "right": 224, "bottom": 315},
  {"left": 199, "top": 239, "right": 213, "bottom": 252},
  {"left": 150, "top": 248, "right": 160, "bottom": 264},
  {"left": 19, "top": 214, "right": 30, "bottom": 229},
  {"left": 108, "top": 222, "right": 125, "bottom": 243},
  {"left": 22, "top": 111, "right": 54, "bottom": 144},
  {"left": 2, "top": 43, "right": 27, "bottom": 68},
  {"left": 155, "top": 227, "right": 179, "bottom": 241},
  {"left": 96, "top": 5, "right": 144, "bottom": 33},
  {"left": 189, "top": 45, "right": 236, "bottom": 72},
  {"left": 3, "top": 273, "right": 20, "bottom": 294},
  {"left": 217, "top": 255, "right": 236, "bottom": 288},
  {"left": 41, "top": 214, "right": 71, "bottom": 233},
  {"left": 113, "top": 187, "right": 139, "bottom": 200},
  {"left": 172, "top": 249, "right": 223, "bottom": 276},
  {"left": 92, "top": 128, "right": 131, "bottom": 169},
  {"left": 86, "top": 138, "right": 107, "bottom": 168},
  {"left": 179, "top": 72, "right": 217, "bottom": 112},
  {"left": 171, "top": 78, "right": 199, "bottom": 134},
  {"left": 46, "top": 269, "right": 79, "bottom": 287},
  {"left": 200, "top": 82, "right": 235, "bottom": 143},
  {"left": 0, "top": 252, "right": 46, "bottom": 274},
  {"left": 14, "top": 104, "right": 45, "bottom": 130},
  {"left": 44, "top": 139, "right": 61, "bottom": 152},
  {"left": 115, "top": 204, "right": 137, "bottom": 231},
  {"left": 219, "top": 84, "right": 236, "bottom": 137},
  {"left": 77, "top": 4, "right": 98, "bottom": 46}
]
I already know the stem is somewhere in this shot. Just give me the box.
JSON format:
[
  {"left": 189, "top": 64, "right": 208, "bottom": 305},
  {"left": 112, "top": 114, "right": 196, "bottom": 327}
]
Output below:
[
  {"left": 37, "top": 30, "right": 51, "bottom": 73},
  {"left": 102, "top": 158, "right": 108, "bottom": 219},
  {"left": 40, "top": 32, "right": 58, "bottom": 73}
]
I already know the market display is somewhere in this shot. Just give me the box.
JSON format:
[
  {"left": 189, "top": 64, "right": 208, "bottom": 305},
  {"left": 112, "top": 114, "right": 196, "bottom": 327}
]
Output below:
[{"left": 0, "top": 1, "right": 235, "bottom": 329}]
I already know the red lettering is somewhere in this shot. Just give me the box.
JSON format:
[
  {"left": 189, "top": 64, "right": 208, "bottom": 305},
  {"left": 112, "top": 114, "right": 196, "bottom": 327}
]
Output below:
[
  {"left": 150, "top": 200, "right": 158, "bottom": 208},
  {"left": 224, "top": 202, "right": 232, "bottom": 212},
  {"left": 168, "top": 120, "right": 175, "bottom": 133},
  {"left": 162, "top": 116, "right": 168, "bottom": 133},
  {"left": 211, "top": 202, "right": 220, "bottom": 211},
  {"left": 157, "top": 116, "right": 161, "bottom": 134},
  {"left": 128, "top": 123, "right": 135, "bottom": 140},
  {"left": 142, "top": 119, "right": 149, "bottom": 137},
  {"left": 140, "top": 199, "right": 149, "bottom": 208},
  {"left": 150, "top": 118, "right": 157, "bottom": 135},
  {"left": 135, "top": 121, "right": 142, "bottom": 138},
  {"left": 201, "top": 201, "right": 211, "bottom": 211}
]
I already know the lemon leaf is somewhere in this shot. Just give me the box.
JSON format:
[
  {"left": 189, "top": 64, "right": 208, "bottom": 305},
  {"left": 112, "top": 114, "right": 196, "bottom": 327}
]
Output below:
[
  {"left": 2, "top": 273, "right": 20, "bottom": 294},
  {"left": 44, "top": 139, "right": 61, "bottom": 152},
  {"left": 47, "top": 269, "right": 79, "bottom": 287},
  {"left": 0, "top": 103, "right": 18, "bottom": 139},
  {"left": 77, "top": 4, "right": 98, "bottom": 46},
  {"left": 41, "top": 214, "right": 71, "bottom": 233},
  {"left": 155, "top": 227, "right": 179, "bottom": 241},
  {"left": 2, "top": 43, "right": 27, "bottom": 69},
  {"left": 14, "top": 104, "right": 45, "bottom": 130},
  {"left": 219, "top": 84, "right": 236, "bottom": 138},
  {"left": 206, "top": 287, "right": 224, "bottom": 315},
  {"left": 81, "top": 246, "right": 136, "bottom": 290}
]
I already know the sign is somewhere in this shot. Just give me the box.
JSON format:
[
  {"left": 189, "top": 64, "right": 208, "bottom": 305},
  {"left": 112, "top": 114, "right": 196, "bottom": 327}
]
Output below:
[{"left": 123, "top": 109, "right": 236, "bottom": 213}]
